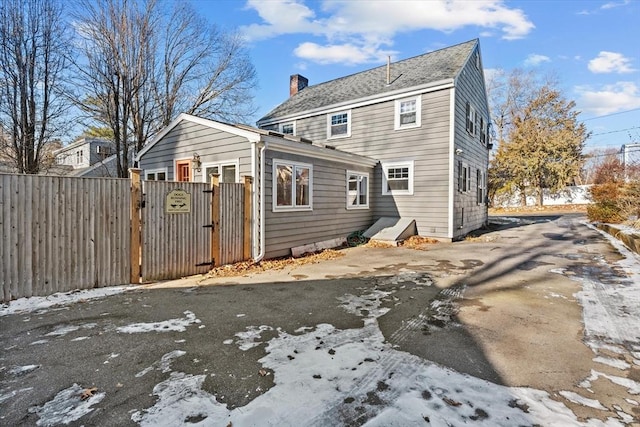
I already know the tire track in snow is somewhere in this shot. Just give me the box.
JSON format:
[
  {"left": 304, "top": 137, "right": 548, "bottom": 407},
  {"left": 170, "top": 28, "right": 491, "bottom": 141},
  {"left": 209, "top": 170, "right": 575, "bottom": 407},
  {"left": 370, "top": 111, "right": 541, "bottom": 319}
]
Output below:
[{"left": 307, "top": 274, "right": 466, "bottom": 426}]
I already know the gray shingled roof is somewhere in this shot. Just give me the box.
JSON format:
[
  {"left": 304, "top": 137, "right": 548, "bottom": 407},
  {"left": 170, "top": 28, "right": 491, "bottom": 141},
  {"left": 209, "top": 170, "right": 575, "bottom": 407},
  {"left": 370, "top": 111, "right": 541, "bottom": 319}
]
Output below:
[{"left": 258, "top": 39, "right": 478, "bottom": 124}]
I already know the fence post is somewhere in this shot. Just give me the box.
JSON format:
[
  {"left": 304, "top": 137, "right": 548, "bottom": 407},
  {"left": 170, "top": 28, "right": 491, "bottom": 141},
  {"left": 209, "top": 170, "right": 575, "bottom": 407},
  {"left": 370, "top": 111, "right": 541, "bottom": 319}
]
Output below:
[
  {"left": 129, "top": 168, "right": 142, "bottom": 284},
  {"left": 243, "top": 176, "right": 253, "bottom": 261},
  {"left": 211, "top": 174, "right": 220, "bottom": 267}
]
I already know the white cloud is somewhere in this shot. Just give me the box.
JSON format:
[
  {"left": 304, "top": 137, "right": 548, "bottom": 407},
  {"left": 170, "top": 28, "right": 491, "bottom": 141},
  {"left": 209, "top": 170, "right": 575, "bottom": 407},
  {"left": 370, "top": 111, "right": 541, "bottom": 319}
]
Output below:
[
  {"left": 294, "top": 42, "right": 395, "bottom": 65},
  {"left": 601, "top": 0, "right": 630, "bottom": 10},
  {"left": 524, "top": 54, "right": 551, "bottom": 67},
  {"left": 241, "top": 0, "right": 324, "bottom": 40},
  {"left": 575, "top": 81, "right": 640, "bottom": 116},
  {"left": 588, "top": 51, "right": 636, "bottom": 74},
  {"left": 241, "top": 0, "right": 535, "bottom": 65}
]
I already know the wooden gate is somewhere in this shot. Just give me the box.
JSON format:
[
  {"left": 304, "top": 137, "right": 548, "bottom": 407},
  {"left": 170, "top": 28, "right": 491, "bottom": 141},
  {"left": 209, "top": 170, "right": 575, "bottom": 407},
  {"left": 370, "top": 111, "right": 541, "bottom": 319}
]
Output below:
[{"left": 132, "top": 171, "right": 251, "bottom": 283}]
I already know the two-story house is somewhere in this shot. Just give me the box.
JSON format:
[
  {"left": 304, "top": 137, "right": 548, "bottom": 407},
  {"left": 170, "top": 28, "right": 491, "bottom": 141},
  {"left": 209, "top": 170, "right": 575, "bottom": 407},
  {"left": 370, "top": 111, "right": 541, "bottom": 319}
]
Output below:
[
  {"left": 257, "top": 39, "right": 491, "bottom": 241},
  {"left": 136, "top": 39, "right": 491, "bottom": 260}
]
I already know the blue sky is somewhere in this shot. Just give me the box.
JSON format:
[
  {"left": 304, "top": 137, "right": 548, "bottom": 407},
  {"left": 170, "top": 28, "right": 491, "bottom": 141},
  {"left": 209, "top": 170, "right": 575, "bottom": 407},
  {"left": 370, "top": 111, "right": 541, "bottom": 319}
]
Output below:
[{"left": 193, "top": 0, "right": 639, "bottom": 151}]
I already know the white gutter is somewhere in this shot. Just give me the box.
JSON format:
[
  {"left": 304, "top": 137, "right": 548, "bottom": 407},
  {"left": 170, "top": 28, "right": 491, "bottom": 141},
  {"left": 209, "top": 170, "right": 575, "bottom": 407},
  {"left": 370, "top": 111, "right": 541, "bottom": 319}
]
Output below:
[{"left": 254, "top": 141, "right": 267, "bottom": 262}]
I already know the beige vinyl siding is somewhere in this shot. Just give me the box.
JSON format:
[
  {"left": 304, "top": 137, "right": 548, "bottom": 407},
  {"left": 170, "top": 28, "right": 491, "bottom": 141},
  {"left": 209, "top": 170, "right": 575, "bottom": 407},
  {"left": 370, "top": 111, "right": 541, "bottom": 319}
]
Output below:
[
  {"left": 264, "top": 150, "right": 374, "bottom": 258},
  {"left": 138, "top": 120, "right": 252, "bottom": 181},
  {"left": 276, "top": 88, "right": 453, "bottom": 238},
  {"left": 452, "top": 48, "right": 490, "bottom": 237}
]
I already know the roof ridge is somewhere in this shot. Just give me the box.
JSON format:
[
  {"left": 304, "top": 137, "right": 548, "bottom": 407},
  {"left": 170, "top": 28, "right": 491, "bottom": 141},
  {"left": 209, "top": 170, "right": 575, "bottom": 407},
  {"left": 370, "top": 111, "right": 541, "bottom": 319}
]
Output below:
[{"left": 290, "top": 39, "right": 477, "bottom": 93}]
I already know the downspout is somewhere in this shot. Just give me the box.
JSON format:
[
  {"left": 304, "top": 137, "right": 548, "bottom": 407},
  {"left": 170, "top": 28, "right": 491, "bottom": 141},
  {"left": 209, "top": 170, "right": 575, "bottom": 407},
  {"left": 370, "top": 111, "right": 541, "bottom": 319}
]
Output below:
[
  {"left": 250, "top": 141, "right": 258, "bottom": 259},
  {"left": 254, "top": 141, "right": 267, "bottom": 262}
]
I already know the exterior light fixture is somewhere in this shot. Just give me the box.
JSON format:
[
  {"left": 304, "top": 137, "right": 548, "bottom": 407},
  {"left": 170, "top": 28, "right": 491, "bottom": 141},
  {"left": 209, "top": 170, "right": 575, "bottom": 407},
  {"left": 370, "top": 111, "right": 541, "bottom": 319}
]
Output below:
[{"left": 192, "top": 153, "right": 202, "bottom": 172}]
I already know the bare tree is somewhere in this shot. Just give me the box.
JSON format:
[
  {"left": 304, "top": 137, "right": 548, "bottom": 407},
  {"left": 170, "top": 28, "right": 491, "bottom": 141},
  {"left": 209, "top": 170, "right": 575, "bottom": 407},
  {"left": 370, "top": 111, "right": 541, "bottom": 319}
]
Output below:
[
  {"left": 72, "top": 0, "right": 157, "bottom": 177},
  {"left": 72, "top": 0, "right": 257, "bottom": 177},
  {"left": 0, "top": 0, "right": 71, "bottom": 174},
  {"left": 486, "top": 69, "right": 559, "bottom": 148}
]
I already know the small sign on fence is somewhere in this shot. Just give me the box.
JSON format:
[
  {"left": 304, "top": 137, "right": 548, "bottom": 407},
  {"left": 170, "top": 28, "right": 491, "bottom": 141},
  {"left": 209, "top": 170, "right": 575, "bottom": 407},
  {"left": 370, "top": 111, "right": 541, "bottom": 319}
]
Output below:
[{"left": 166, "top": 189, "right": 191, "bottom": 213}]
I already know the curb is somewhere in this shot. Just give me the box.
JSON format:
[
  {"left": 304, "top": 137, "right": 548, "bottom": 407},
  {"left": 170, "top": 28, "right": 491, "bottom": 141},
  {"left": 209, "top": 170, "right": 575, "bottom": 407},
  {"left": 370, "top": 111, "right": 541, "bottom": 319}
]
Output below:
[{"left": 596, "top": 223, "right": 640, "bottom": 256}]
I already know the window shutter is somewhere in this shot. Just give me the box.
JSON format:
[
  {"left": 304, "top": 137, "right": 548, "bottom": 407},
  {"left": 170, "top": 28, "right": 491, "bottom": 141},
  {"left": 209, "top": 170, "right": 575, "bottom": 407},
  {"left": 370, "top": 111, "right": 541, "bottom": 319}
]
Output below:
[{"left": 465, "top": 102, "right": 470, "bottom": 132}]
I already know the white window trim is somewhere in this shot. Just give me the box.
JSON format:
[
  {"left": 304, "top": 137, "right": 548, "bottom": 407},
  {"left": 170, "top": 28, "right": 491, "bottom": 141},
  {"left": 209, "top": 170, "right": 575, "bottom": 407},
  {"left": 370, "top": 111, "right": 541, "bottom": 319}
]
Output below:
[
  {"left": 326, "top": 110, "right": 351, "bottom": 139},
  {"left": 279, "top": 121, "right": 296, "bottom": 136},
  {"left": 346, "top": 170, "right": 369, "bottom": 210},
  {"left": 466, "top": 102, "right": 477, "bottom": 136},
  {"left": 272, "top": 159, "right": 313, "bottom": 212},
  {"left": 201, "top": 159, "right": 240, "bottom": 183},
  {"left": 458, "top": 162, "right": 471, "bottom": 193},
  {"left": 394, "top": 95, "right": 422, "bottom": 130},
  {"left": 381, "top": 160, "right": 414, "bottom": 196},
  {"left": 145, "top": 167, "right": 168, "bottom": 181}
]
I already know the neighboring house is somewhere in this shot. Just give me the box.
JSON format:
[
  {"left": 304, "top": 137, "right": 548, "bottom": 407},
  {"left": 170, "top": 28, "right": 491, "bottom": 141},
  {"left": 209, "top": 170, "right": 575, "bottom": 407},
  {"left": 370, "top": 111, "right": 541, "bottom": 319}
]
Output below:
[
  {"left": 257, "top": 39, "right": 491, "bottom": 240},
  {"left": 136, "top": 114, "right": 377, "bottom": 259},
  {"left": 53, "top": 137, "right": 116, "bottom": 175}
]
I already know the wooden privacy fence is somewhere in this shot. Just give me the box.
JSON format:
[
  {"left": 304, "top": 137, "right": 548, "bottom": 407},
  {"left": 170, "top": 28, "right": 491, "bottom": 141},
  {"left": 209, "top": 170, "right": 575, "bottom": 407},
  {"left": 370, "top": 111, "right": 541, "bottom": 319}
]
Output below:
[
  {"left": 0, "top": 174, "right": 131, "bottom": 302},
  {"left": 1, "top": 172, "right": 252, "bottom": 302}
]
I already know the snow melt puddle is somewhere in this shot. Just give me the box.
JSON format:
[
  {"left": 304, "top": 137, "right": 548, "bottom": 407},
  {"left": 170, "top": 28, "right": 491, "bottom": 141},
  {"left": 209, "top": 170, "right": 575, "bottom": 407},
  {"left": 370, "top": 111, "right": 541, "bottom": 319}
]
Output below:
[
  {"left": 133, "top": 288, "right": 621, "bottom": 427},
  {"left": 29, "top": 383, "right": 105, "bottom": 427},
  {"left": 117, "top": 311, "right": 200, "bottom": 333}
]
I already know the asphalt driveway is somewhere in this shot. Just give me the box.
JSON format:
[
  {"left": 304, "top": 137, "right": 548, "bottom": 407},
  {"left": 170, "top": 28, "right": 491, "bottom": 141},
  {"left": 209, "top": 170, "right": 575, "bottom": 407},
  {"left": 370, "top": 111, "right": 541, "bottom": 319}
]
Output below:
[{"left": 1, "top": 213, "right": 639, "bottom": 426}]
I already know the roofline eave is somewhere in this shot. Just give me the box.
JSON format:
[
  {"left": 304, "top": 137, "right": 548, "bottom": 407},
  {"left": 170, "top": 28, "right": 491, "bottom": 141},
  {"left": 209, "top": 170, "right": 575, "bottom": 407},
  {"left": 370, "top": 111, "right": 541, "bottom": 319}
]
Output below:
[{"left": 257, "top": 78, "right": 455, "bottom": 127}]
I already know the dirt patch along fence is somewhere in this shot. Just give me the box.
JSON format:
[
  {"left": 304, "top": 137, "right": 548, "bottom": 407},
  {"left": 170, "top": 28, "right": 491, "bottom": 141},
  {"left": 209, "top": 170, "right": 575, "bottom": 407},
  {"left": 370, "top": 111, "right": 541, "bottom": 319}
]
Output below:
[{"left": 1, "top": 174, "right": 131, "bottom": 301}]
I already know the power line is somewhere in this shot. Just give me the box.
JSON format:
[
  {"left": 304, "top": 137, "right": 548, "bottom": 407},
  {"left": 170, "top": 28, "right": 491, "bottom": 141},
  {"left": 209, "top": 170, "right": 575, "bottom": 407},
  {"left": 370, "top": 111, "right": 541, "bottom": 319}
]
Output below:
[
  {"left": 581, "top": 107, "right": 640, "bottom": 122},
  {"left": 591, "top": 126, "right": 640, "bottom": 136}
]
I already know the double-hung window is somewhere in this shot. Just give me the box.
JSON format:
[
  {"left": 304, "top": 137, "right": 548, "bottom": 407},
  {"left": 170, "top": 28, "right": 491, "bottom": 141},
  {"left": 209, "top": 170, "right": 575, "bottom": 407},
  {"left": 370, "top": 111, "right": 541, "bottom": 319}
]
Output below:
[
  {"left": 145, "top": 168, "right": 167, "bottom": 181},
  {"left": 327, "top": 110, "right": 351, "bottom": 138},
  {"left": 458, "top": 161, "right": 471, "bottom": 193},
  {"left": 465, "top": 102, "right": 476, "bottom": 135},
  {"left": 477, "top": 169, "right": 485, "bottom": 204},
  {"left": 273, "top": 160, "right": 312, "bottom": 211},
  {"left": 280, "top": 122, "right": 295, "bottom": 135},
  {"left": 382, "top": 161, "right": 414, "bottom": 195},
  {"left": 202, "top": 160, "right": 239, "bottom": 183},
  {"left": 395, "top": 96, "right": 421, "bottom": 130},
  {"left": 346, "top": 171, "right": 369, "bottom": 209}
]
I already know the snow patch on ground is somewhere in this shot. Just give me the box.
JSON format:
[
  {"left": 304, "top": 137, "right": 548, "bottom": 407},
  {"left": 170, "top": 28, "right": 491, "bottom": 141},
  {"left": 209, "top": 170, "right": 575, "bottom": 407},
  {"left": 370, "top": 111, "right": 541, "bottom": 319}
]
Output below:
[
  {"left": 135, "top": 350, "right": 186, "bottom": 378},
  {"left": 7, "top": 365, "right": 39, "bottom": 376},
  {"left": 132, "top": 279, "right": 623, "bottom": 427},
  {"left": 235, "top": 325, "right": 274, "bottom": 351},
  {"left": 0, "top": 387, "right": 33, "bottom": 405},
  {"left": 116, "top": 311, "right": 200, "bottom": 334},
  {"left": 0, "top": 286, "right": 135, "bottom": 316},
  {"left": 29, "top": 383, "right": 105, "bottom": 427},
  {"left": 45, "top": 322, "right": 97, "bottom": 337},
  {"left": 593, "top": 356, "right": 631, "bottom": 370},
  {"left": 559, "top": 390, "right": 608, "bottom": 410}
]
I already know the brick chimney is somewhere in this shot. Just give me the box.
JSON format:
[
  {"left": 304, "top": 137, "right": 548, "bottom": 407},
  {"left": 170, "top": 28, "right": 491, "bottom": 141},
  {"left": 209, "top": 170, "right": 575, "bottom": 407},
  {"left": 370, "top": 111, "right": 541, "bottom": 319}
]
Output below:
[{"left": 290, "top": 74, "right": 308, "bottom": 97}]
